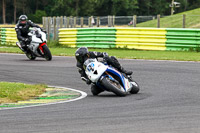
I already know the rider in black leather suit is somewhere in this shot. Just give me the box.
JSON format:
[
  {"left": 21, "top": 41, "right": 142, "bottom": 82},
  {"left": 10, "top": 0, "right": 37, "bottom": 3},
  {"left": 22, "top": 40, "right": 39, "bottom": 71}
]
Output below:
[
  {"left": 15, "top": 15, "right": 43, "bottom": 51},
  {"left": 75, "top": 47, "right": 133, "bottom": 95}
]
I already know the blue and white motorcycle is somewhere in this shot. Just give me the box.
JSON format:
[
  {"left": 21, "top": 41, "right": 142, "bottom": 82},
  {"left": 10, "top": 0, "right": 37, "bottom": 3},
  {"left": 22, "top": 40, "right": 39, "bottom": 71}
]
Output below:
[{"left": 84, "top": 58, "right": 140, "bottom": 96}]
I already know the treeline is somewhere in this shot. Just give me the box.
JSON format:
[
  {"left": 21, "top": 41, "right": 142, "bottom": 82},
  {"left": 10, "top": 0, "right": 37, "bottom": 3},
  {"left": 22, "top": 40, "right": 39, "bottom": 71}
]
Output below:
[{"left": 1, "top": 0, "right": 200, "bottom": 24}]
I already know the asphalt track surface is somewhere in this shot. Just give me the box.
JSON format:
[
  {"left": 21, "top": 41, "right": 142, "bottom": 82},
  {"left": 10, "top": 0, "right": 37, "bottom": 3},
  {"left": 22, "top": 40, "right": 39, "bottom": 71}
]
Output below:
[{"left": 0, "top": 53, "right": 200, "bottom": 133}]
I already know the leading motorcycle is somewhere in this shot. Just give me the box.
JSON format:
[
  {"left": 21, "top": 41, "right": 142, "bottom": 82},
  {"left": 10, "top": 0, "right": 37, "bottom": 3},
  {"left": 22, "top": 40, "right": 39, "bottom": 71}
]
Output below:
[
  {"left": 16, "top": 27, "right": 52, "bottom": 61},
  {"left": 84, "top": 58, "right": 140, "bottom": 96}
]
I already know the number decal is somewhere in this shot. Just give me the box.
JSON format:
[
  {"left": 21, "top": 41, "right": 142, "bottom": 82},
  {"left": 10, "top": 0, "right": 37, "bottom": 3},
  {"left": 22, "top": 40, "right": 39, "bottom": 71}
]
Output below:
[{"left": 87, "top": 63, "right": 95, "bottom": 72}]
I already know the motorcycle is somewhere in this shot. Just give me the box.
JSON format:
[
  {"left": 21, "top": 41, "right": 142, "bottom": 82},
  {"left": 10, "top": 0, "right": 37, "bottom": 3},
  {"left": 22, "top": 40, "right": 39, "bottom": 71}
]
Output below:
[
  {"left": 16, "top": 27, "right": 52, "bottom": 61},
  {"left": 84, "top": 58, "right": 140, "bottom": 96}
]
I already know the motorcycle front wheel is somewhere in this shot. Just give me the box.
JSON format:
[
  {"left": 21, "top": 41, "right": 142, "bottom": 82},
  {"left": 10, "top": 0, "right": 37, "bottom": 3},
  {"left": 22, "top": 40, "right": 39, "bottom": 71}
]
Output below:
[
  {"left": 42, "top": 45, "right": 52, "bottom": 61},
  {"left": 130, "top": 80, "right": 140, "bottom": 94},
  {"left": 101, "top": 77, "right": 127, "bottom": 97}
]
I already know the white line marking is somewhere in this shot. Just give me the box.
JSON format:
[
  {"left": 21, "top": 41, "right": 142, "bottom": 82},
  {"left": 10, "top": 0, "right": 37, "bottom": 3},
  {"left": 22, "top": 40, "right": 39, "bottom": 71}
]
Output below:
[{"left": 0, "top": 86, "right": 87, "bottom": 111}]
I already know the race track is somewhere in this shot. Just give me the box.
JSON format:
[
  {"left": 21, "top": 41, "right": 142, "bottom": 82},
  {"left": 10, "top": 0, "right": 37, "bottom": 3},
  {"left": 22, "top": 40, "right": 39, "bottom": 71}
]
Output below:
[{"left": 0, "top": 53, "right": 200, "bottom": 133}]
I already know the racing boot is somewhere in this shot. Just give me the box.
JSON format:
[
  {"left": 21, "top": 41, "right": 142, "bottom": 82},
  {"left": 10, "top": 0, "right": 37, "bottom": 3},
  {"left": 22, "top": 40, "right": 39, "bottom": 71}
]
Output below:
[
  {"left": 106, "top": 56, "right": 133, "bottom": 75},
  {"left": 22, "top": 46, "right": 28, "bottom": 54},
  {"left": 120, "top": 66, "right": 133, "bottom": 75},
  {"left": 91, "top": 84, "right": 104, "bottom": 96},
  {"left": 18, "top": 41, "right": 26, "bottom": 52}
]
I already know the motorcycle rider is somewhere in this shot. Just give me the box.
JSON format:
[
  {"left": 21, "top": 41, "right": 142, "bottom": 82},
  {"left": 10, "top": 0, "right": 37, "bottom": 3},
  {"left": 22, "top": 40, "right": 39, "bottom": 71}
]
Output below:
[
  {"left": 15, "top": 15, "right": 44, "bottom": 52},
  {"left": 75, "top": 47, "right": 133, "bottom": 95}
]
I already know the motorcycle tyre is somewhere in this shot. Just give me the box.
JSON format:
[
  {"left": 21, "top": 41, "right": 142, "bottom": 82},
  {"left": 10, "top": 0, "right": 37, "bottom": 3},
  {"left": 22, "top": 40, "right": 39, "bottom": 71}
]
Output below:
[
  {"left": 101, "top": 77, "right": 127, "bottom": 97},
  {"left": 42, "top": 45, "right": 52, "bottom": 61},
  {"left": 26, "top": 51, "right": 36, "bottom": 60},
  {"left": 130, "top": 80, "right": 140, "bottom": 94}
]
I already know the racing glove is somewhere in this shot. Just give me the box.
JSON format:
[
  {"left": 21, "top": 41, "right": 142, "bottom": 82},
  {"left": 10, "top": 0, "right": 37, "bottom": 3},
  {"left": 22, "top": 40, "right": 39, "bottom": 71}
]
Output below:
[
  {"left": 103, "top": 52, "right": 109, "bottom": 57},
  {"left": 42, "top": 29, "right": 47, "bottom": 33},
  {"left": 40, "top": 28, "right": 47, "bottom": 33},
  {"left": 22, "top": 38, "right": 28, "bottom": 42},
  {"left": 86, "top": 79, "right": 91, "bottom": 85},
  {"left": 24, "top": 37, "right": 31, "bottom": 42},
  {"left": 81, "top": 77, "right": 91, "bottom": 85},
  {"left": 24, "top": 38, "right": 28, "bottom": 42}
]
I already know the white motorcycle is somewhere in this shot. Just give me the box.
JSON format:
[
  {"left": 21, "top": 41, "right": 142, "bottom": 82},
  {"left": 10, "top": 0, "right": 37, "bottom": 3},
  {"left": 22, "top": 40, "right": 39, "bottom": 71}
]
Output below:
[
  {"left": 84, "top": 58, "right": 140, "bottom": 96},
  {"left": 16, "top": 27, "right": 52, "bottom": 61}
]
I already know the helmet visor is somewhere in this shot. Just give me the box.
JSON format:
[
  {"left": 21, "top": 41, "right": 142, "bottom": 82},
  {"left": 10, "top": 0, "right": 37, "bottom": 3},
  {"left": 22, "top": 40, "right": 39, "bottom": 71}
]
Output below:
[{"left": 20, "top": 20, "right": 27, "bottom": 24}]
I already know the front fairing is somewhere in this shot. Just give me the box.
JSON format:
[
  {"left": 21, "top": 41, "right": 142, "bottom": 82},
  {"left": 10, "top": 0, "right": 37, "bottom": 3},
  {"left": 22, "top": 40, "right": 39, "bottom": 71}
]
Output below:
[
  {"left": 85, "top": 59, "right": 108, "bottom": 83},
  {"left": 28, "top": 28, "right": 47, "bottom": 44},
  {"left": 27, "top": 28, "right": 47, "bottom": 55}
]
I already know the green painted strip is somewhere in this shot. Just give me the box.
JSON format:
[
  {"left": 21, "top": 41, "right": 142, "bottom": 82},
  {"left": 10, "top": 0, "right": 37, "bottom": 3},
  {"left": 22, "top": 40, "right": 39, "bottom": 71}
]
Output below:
[
  {"left": 1, "top": 33, "right": 6, "bottom": 35},
  {"left": 77, "top": 38, "right": 116, "bottom": 42},
  {"left": 77, "top": 31, "right": 116, "bottom": 35},
  {"left": 38, "top": 95, "right": 78, "bottom": 99},
  {"left": 166, "top": 36, "right": 200, "bottom": 40},
  {"left": 166, "top": 28, "right": 200, "bottom": 51},
  {"left": 76, "top": 28, "right": 117, "bottom": 48},
  {"left": 166, "top": 28, "right": 200, "bottom": 36},
  {"left": 165, "top": 47, "right": 191, "bottom": 51},
  {"left": 77, "top": 35, "right": 116, "bottom": 37},
  {"left": 76, "top": 42, "right": 116, "bottom": 48},
  {"left": 77, "top": 28, "right": 116, "bottom": 35},
  {"left": 166, "top": 40, "right": 200, "bottom": 45},
  {"left": 0, "top": 28, "right": 6, "bottom": 31},
  {"left": 166, "top": 44, "right": 198, "bottom": 47}
]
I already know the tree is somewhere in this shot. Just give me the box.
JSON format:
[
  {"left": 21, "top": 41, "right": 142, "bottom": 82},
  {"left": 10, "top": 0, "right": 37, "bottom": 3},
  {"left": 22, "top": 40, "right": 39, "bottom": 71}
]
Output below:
[
  {"left": 2, "top": 0, "right": 200, "bottom": 24},
  {"left": 92, "top": 0, "right": 138, "bottom": 16},
  {"left": 14, "top": 0, "right": 16, "bottom": 23},
  {"left": 2, "top": 0, "right": 6, "bottom": 24},
  {"left": 76, "top": 0, "right": 79, "bottom": 16},
  {"left": 29, "top": 10, "right": 47, "bottom": 23}
]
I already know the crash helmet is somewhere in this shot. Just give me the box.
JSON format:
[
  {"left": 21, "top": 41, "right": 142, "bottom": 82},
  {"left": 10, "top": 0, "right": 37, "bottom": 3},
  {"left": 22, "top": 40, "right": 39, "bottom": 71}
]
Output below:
[
  {"left": 75, "top": 47, "right": 89, "bottom": 63},
  {"left": 18, "top": 15, "right": 28, "bottom": 25}
]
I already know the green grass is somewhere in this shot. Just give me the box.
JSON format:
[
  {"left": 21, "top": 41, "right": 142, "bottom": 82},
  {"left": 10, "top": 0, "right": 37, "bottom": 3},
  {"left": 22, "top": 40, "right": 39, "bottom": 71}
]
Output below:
[
  {"left": 0, "top": 46, "right": 200, "bottom": 61},
  {"left": 0, "top": 82, "right": 46, "bottom": 104},
  {"left": 137, "top": 8, "right": 200, "bottom": 28}
]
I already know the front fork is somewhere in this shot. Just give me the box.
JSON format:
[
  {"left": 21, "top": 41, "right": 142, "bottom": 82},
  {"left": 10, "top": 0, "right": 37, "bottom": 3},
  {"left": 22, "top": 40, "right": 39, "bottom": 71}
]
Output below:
[{"left": 39, "top": 42, "right": 47, "bottom": 53}]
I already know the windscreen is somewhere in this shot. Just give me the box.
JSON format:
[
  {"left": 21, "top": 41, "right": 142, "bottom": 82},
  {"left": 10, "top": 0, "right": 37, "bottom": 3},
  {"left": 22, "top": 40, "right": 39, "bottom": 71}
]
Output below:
[{"left": 83, "top": 59, "right": 96, "bottom": 70}]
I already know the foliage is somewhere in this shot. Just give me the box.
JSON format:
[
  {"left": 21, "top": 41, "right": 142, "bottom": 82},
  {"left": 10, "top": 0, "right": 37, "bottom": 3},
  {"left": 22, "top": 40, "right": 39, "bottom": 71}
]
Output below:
[
  {"left": 1, "top": 0, "right": 200, "bottom": 23},
  {"left": 29, "top": 10, "right": 47, "bottom": 23}
]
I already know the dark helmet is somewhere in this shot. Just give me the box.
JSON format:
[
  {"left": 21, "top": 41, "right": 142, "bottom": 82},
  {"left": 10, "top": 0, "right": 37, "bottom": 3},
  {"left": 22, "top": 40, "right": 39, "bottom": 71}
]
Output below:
[
  {"left": 18, "top": 15, "right": 28, "bottom": 25},
  {"left": 75, "top": 47, "right": 89, "bottom": 63}
]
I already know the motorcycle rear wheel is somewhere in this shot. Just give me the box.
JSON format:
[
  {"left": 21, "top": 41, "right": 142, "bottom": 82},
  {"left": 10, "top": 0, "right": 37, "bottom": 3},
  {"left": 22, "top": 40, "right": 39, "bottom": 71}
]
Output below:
[
  {"left": 42, "top": 45, "right": 52, "bottom": 61},
  {"left": 101, "top": 77, "right": 127, "bottom": 97}
]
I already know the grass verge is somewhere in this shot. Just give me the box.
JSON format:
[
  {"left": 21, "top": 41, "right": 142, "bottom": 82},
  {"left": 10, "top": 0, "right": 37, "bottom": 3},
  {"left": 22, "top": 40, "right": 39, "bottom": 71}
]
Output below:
[
  {"left": 137, "top": 8, "right": 200, "bottom": 28},
  {"left": 0, "top": 82, "right": 46, "bottom": 104},
  {"left": 0, "top": 46, "right": 200, "bottom": 61}
]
